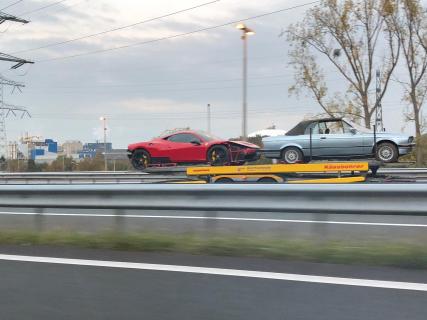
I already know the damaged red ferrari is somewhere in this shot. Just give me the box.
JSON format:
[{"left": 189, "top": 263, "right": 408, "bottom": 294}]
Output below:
[{"left": 127, "top": 130, "right": 260, "bottom": 170}]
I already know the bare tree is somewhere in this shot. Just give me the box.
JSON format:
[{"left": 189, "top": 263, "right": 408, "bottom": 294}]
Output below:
[
  {"left": 392, "top": 0, "right": 427, "bottom": 165},
  {"left": 287, "top": 0, "right": 400, "bottom": 128}
]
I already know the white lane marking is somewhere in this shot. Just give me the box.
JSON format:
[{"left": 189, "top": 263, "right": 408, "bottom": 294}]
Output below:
[
  {"left": 0, "top": 254, "right": 426, "bottom": 291},
  {"left": 0, "top": 211, "right": 426, "bottom": 228}
]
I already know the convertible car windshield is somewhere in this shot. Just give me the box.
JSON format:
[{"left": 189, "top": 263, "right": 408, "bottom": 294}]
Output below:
[{"left": 342, "top": 118, "right": 372, "bottom": 133}]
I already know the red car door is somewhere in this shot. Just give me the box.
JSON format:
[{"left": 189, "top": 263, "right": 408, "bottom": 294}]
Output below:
[{"left": 165, "top": 133, "right": 207, "bottom": 162}]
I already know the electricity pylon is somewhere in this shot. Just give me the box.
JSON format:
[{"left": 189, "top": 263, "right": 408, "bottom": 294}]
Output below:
[
  {"left": 0, "top": 76, "right": 29, "bottom": 158},
  {"left": 0, "top": 10, "right": 34, "bottom": 159},
  {"left": 0, "top": 11, "right": 33, "bottom": 69},
  {"left": 0, "top": 11, "right": 29, "bottom": 24}
]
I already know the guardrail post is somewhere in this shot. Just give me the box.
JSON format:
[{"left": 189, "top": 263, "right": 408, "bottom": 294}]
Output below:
[
  {"left": 204, "top": 210, "right": 218, "bottom": 237},
  {"left": 114, "top": 209, "right": 125, "bottom": 233},
  {"left": 310, "top": 212, "right": 329, "bottom": 244},
  {"left": 34, "top": 208, "right": 45, "bottom": 232}
]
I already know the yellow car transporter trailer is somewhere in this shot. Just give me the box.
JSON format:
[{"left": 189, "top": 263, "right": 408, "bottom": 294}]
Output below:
[{"left": 186, "top": 162, "right": 370, "bottom": 184}]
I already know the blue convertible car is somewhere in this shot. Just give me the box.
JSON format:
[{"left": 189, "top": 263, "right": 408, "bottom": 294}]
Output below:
[{"left": 262, "top": 118, "right": 415, "bottom": 163}]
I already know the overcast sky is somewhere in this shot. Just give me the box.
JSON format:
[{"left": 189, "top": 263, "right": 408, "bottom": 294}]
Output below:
[{"left": 0, "top": 0, "right": 424, "bottom": 147}]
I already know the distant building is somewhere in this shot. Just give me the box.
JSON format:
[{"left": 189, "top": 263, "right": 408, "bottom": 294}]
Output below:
[
  {"left": 61, "top": 140, "right": 83, "bottom": 159},
  {"left": 8, "top": 142, "right": 27, "bottom": 160},
  {"left": 106, "top": 149, "right": 128, "bottom": 161},
  {"left": 30, "top": 139, "right": 58, "bottom": 163},
  {"left": 249, "top": 124, "right": 287, "bottom": 138},
  {"left": 9, "top": 136, "right": 117, "bottom": 162},
  {"left": 9, "top": 134, "right": 58, "bottom": 163},
  {"left": 78, "top": 142, "right": 112, "bottom": 159},
  {"left": 249, "top": 128, "right": 287, "bottom": 138}
]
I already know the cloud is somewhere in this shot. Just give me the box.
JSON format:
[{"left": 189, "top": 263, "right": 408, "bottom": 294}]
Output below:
[
  {"left": 119, "top": 97, "right": 202, "bottom": 114},
  {"left": 0, "top": 0, "right": 414, "bottom": 149}
]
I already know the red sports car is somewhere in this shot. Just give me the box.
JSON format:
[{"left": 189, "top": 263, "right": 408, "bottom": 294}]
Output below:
[{"left": 127, "top": 130, "right": 260, "bottom": 170}]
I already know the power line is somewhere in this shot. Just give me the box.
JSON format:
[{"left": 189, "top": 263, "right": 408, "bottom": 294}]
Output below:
[
  {"left": 38, "top": 0, "right": 89, "bottom": 16},
  {"left": 23, "top": 74, "right": 347, "bottom": 95},
  {"left": 36, "top": 1, "right": 320, "bottom": 63},
  {"left": 26, "top": 98, "right": 407, "bottom": 119},
  {"left": 29, "top": 109, "right": 318, "bottom": 121},
  {"left": 25, "top": 60, "right": 357, "bottom": 89},
  {"left": 12, "top": 0, "right": 222, "bottom": 54},
  {"left": 29, "top": 102, "right": 410, "bottom": 121},
  {"left": 24, "top": 82, "right": 288, "bottom": 96},
  {"left": 1, "top": 0, "right": 24, "bottom": 11},
  {"left": 17, "top": 0, "right": 68, "bottom": 17},
  {"left": 24, "top": 73, "right": 347, "bottom": 92},
  {"left": 21, "top": 53, "right": 288, "bottom": 77},
  {"left": 28, "top": 73, "right": 291, "bottom": 89}
]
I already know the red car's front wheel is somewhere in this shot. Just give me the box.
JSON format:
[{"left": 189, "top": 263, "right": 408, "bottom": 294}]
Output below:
[
  {"left": 131, "top": 149, "right": 151, "bottom": 170},
  {"left": 207, "top": 145, "right": 229, "bottom": 166}
]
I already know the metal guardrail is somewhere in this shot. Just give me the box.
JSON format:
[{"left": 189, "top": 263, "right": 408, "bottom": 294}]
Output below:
[
  {"left": 0, "top": 184, "right": 426, "bottom": 215},
  {"left": 0, "top": 167, "right": 426, "bottom": 184},
  {"left": 378, "top": 168, "right": 427, "bottom": 175},
  {"left": 0, "top": 171, "right": 142, "bottom": 177},
  {"left": 0, "top": 171, "right": 189, "bottom": 184}
]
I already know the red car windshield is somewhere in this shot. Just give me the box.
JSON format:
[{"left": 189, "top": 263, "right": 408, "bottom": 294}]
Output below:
[{"left": 196, "top": 131, "right": 221, "bottom": 142}]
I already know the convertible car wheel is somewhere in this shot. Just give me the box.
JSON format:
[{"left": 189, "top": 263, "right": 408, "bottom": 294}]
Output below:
[
  {"left": 282, "top": 147, "right": 303, "bottom": 164},
  {"left": 208, "top": 145, "right": 229, "bottom": 166},
  {"left": 376, "top": 142, "right": 398, "bottom": 163},
  {"left": 131, "top": 149, "right": 151, "bottom": 170}
]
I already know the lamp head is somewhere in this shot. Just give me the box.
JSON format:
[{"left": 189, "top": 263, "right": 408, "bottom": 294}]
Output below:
[{"left": 236, "top": 23, "right": 246, "bottom": 30}]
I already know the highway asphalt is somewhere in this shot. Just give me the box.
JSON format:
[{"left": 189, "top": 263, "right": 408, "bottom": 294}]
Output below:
[{"left": 0, "top": 246, "right": 426, "bottom": 320}]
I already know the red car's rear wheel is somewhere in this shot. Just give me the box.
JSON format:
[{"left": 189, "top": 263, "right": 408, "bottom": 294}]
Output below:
[
  {"left": 207, "top": 145, "right": 229, "bottom": 166},
  {"left": 131, "top": 149, "right": 151, "bottom": 170}
]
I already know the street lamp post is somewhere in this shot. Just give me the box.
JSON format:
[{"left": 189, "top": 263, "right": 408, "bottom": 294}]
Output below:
[
  {"left": 100, "top": 116, "right": 107, "bottom": 171},
  {"left": 207, "top": 103, "right": 211, "bottom": 133},
  {"left": 236, "top": 23, "right": 255, "bottom": 140}
]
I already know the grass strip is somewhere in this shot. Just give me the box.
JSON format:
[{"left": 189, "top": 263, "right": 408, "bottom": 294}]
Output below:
[{"left": 0, "top": 230, "right": 426, "bottom": 269}]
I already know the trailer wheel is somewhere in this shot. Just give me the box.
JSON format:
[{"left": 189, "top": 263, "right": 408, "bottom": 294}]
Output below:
[
  {"left": 131, "top": 149, "right": 151, "bottom": 170},
  {"left": 208, "top": 145, "right": 229, "bottom": 166},
  {"left": 214, "top": 177, "right": 234, "bottom": 184},
  {"left": 257, "top": 177, "right": 278, "bottom": 184}
]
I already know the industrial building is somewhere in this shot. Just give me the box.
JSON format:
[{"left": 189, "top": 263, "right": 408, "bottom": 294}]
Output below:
[
  {"left": 78, "top": 142, "right": 112, "bottom": 159},
  {"left": 30, "top": 139, "right": 58, "bottom": 163},
  {"left": 61, "top": 140, "right": 83, "bottom": 158},
  {"left": 8, "top": 135, "right": 58, "bottom": 163},
  {"left": 7, "top": 134, "right": 118, "bottom": 164}
]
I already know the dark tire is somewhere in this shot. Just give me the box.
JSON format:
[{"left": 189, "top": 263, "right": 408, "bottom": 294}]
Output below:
[
  {"left": 208, "top": 145, "right": 229, "bottom": 166},
  {"left": 131, "top": 149, "right": 151, "bottom": 170},
  {"left": 214, "top": 177, "right": 234, "bottom": 184},
  {"left": 257, "top": 177, "right": 278, "bottom": 184},
  {"left": 376, "top": 142, "right": 398, "bottom": 163},
  {"left": 281, "top": 147, "right": 304, "bottom": 164}
]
